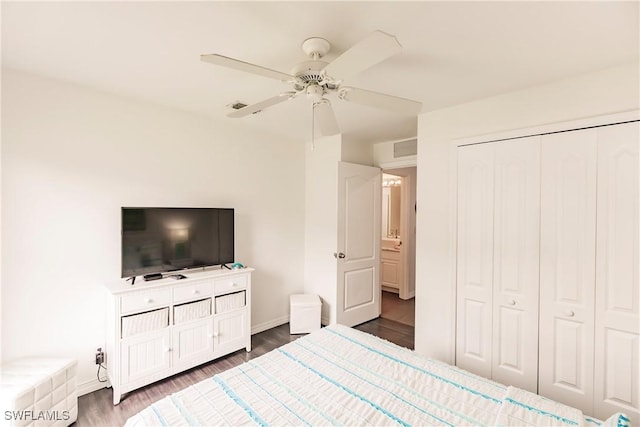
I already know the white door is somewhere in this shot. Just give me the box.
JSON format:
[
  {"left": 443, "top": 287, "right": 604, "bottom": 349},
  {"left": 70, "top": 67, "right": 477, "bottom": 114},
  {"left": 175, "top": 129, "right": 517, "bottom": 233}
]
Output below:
[
  {"left": 539, "top": 129, "right": 597, "bottom": 414},
  {"left": 336, "top": 162, "right": 381, "bottom": 327},
  {"left": 456, "top": 138, "right": 540, "bottom": 391},
  {"left": 456, "top": 143, "right": 495, "bottom": 379},
  {"left": 593, "top": 122, "right": 639, "bottom": 424},
  {"left": 491, "top": 137, "right": 540, "bottom": 393}
]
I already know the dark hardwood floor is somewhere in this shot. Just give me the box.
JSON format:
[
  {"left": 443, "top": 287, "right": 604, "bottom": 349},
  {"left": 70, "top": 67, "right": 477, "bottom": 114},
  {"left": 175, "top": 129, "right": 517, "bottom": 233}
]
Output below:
[
  {"left": 380, "top": 290, "right": 415, "bottom": 326},
  {"left": 76, "top": 318, "right": 414, "bottom": 426}
]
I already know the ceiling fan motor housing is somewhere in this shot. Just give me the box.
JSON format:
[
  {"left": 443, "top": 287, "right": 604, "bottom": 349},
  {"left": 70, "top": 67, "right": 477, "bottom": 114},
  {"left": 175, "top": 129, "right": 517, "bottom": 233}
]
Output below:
[
  {"left": 292, "top": 37, "right": 339, "bottom": 92},
  {"left": 291, "top": 60, "right": 330, "bottom": 89}
]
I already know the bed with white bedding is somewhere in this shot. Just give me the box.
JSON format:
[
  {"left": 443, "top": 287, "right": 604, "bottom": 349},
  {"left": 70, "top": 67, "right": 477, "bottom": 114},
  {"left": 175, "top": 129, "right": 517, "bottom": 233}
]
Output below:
[{"left": 125, "top": 324, "right": 630, "bottom": 427}]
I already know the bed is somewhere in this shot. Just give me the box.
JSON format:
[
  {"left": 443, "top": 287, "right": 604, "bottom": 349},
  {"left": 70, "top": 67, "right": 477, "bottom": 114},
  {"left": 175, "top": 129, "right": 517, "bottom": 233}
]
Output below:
[{"left": 125, "top": 324, "right": 629, "bottom": 427}]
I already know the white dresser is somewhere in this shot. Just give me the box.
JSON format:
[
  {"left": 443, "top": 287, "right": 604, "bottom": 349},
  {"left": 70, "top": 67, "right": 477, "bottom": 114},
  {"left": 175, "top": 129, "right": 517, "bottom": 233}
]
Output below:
[{"left": 104, "top": 268, "right": 252, "bottom": 405}]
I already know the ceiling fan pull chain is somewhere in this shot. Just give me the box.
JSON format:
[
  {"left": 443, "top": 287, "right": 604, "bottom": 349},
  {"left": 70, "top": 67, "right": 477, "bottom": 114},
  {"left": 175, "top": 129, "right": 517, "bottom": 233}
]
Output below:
[{"left": 311, "top": 102, "right": 316, "bottom": 151}]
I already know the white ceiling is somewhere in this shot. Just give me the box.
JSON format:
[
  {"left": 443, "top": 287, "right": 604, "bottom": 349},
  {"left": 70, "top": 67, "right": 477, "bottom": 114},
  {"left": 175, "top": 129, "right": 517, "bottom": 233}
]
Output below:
[{"left": 2, "top": 1, "right": 638, "bottom": 144}]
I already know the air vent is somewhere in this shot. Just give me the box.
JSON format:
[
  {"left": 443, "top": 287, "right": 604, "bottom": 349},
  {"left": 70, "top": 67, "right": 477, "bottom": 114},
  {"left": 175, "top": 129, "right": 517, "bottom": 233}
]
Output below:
[
  {"left": 229, "top": 102, "right": 247, "bottom": 110},
  {"left": 394, "top": 139, "right": 417, "bottom": 158}
]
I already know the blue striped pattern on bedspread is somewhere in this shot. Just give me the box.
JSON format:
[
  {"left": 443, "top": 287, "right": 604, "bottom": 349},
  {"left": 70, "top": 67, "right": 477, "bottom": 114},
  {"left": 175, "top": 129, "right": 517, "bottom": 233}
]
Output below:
[{"left": 124, "top": 325, "right": 588, "bottom": 426}]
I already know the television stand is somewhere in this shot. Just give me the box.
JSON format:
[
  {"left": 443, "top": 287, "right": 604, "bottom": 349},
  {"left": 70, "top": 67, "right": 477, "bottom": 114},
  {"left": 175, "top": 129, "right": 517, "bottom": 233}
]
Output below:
[
  {"left": 104, "top": 268, "right": 254, "bottom": 405},
  {"left": 222, "top": 264, "right": 232, "bottom": 270},
  {"left": 126, "top": 276, "right": 136, "bottom": 285}
]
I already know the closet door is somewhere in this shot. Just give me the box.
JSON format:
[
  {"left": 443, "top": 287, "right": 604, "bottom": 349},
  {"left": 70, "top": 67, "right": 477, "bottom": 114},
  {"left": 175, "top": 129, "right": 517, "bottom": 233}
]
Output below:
[
  {"left": 456, "top": 143, "right": 494, "bottom": 379},
  {"left": 593, "top": 122, "right": 639, "bottom": 424},
  {"left": 539, "top": 129, "right": 597, "bottom": 414},
  {"left": 491, "top": 137, "right": 540, "bottom": 392}
]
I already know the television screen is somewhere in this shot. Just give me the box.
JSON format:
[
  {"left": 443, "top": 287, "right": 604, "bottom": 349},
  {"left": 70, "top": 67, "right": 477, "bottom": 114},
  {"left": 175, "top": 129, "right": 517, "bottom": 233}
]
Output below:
[{"left": 121, "top": 207, "right": 234, "bottom": 278}]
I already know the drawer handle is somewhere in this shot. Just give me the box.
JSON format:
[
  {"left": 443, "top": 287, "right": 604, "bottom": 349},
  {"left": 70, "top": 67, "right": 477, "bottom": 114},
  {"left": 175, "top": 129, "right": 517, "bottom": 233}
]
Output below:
[
  {"left": 508, "top": 300, "right": 516, "bottom": 306},
  {"left": 565, "top": 310, "right": 575, "bottom": 317},
  {"left": 145, "top": 298, "right": 153, "bottom": 303},
  {"left": 231, "top": 283, "right": 238, "bottom": 287},
  {"left": 192, "top": 289, "right": 199, "bottom": 294}
]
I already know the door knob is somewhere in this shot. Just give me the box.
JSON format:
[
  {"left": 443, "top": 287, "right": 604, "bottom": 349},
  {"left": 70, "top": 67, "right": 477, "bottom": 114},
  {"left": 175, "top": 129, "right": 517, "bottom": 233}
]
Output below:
[{"left": 333, "top": 252, "right": 346, "bottom": 259}]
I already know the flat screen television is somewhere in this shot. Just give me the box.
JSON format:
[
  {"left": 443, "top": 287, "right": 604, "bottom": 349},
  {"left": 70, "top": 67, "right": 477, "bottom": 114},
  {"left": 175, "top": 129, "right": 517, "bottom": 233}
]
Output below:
[{"left": 121, "top": 207, "right": 234, "bottom": 278}]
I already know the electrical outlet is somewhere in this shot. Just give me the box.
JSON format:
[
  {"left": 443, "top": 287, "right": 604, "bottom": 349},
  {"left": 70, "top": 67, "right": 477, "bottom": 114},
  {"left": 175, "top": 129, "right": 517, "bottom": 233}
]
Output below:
[{"left": 95, "top": 347, "right": 105, "bottom": 365}]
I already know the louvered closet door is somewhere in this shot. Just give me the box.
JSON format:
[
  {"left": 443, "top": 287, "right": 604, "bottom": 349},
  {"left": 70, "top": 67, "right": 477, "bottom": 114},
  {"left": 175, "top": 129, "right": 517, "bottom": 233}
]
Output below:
[
  {"left": 456, "top": 143, "right": 494, "bottom": 379},
  {"left": 593, "top": 122, "right": 639, "bottom": 424},
  {"left": 539, "top": 129, "right": 597, "bottom": 414},
  {"left": 491, "top": 137, "right": 540, "bottom": 393}
]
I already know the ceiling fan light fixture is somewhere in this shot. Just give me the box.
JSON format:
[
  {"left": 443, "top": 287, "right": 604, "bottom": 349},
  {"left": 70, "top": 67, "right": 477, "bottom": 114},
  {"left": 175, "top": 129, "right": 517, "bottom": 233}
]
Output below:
[{"left": 306, "top": 83, "right": 324, "bottom": 102}]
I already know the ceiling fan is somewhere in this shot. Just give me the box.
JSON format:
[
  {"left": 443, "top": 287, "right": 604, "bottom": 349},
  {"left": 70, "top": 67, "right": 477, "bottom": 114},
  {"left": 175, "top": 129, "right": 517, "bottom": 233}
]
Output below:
[{"left": 200, "top": 30, "right": 422, "bottom": 137}]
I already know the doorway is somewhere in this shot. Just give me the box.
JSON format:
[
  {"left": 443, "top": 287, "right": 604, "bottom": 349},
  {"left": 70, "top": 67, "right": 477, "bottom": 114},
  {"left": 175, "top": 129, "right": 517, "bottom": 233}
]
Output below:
[{"left": 380, "top": 167, "right": 416, "bottom": 327}]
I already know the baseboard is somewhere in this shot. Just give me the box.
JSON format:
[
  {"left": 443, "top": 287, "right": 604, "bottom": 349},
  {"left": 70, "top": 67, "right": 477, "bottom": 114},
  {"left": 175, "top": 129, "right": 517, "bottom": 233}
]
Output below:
[
  {"left": 251, "top": 315, "right": 289, "bottom": 335},
  {"left": 78, "top": 377, "right": 111, "bottom": 397}
]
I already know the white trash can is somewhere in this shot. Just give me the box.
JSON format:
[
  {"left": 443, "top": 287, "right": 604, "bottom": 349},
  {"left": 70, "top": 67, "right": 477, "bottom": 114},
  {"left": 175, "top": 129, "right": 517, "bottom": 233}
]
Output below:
[{"left": 289, "top": 294, "right": 321, "bottom": 334}]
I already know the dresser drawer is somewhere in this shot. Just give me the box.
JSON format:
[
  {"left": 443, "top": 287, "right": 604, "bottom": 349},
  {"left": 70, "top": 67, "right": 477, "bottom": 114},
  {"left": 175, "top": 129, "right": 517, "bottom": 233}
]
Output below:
[
  {"left": 121, "top": 288, "right": 171, "bottom": 314},
  {"left": 121, "top": 307, "right": 169, "bottom": 338},
  {"left": 214, "top": 274, "right": 248, "bottom": 295},
  {"left": 173, "top": 281, "right": 213, "bottom": 303}
]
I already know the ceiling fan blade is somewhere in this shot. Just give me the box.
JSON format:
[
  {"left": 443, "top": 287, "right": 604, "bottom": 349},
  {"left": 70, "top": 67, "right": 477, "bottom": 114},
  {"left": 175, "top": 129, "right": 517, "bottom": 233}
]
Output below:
[
  {"left": 322, "top": 30, "right": 402, "bottom": 81},
  {"left": 227, "top": 92, "right": 295, "bottom": 118},
  {"left": 201, "top": 54, "right": 294, "bottom": 82},
  {"left": 314, "top": 100, "right": 340, "bottom": 136},
  {"left": 339, "top": 87, "right": 422, "bottom": 115}
]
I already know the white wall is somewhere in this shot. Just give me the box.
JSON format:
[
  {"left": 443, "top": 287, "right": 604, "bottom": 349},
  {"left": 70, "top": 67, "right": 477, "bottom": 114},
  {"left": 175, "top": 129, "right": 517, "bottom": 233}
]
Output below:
[
  {"left": 341, "top": 138, "right": 373, "bottom": 166},
  {"left": 1, "top": 69, "right": 305, "bottom": 393},
  {"left": 415, "top": 62, "right": 640, "bottom": 363},
  {"left": 303, "top": 136, "right": 341, "bottom": 324}
]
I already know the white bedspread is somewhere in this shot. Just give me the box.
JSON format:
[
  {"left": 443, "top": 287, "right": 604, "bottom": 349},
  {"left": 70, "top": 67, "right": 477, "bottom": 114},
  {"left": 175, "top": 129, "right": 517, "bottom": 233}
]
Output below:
[{"left": 125, "top": 324, "right": 595, "bottom": 426}]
